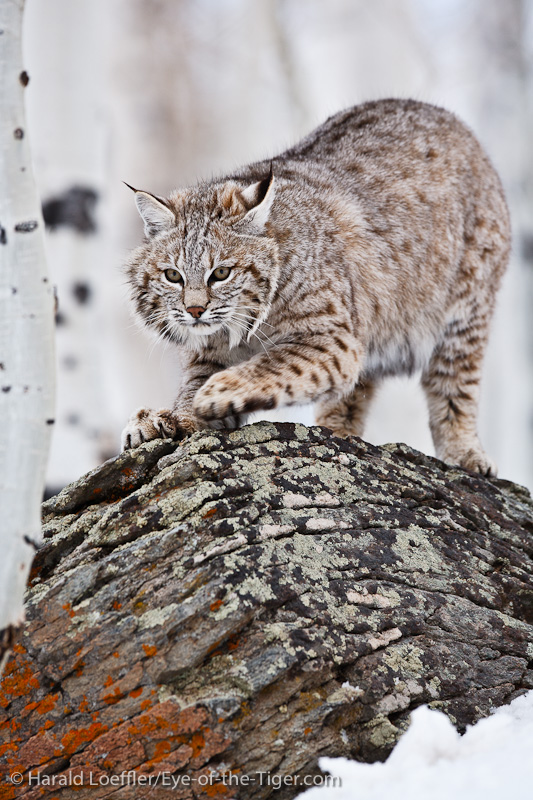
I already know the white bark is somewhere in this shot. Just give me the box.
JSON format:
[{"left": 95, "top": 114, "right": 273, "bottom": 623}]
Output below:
[{"left": 0, "top": 0, "right": 55, "bottom": 639}]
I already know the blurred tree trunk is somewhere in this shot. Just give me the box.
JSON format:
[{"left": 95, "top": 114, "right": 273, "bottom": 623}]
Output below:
[{"left": 0, "top": 0, "right": 55, "bottom": 674}]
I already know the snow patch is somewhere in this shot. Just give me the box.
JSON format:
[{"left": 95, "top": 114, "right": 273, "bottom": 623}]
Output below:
[{"left": 298, "top": 691, "right": 533, "bottom": 800}]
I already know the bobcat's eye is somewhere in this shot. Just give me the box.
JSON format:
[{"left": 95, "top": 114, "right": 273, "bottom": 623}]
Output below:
[
  {"left": 164, "top": 268, "right": 182, "bottom": 284},
  {"left": 211, "top": 266, "right": 231, "bottom": 282}
]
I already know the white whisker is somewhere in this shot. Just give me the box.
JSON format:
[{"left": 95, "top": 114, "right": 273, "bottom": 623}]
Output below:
[{"left": 232, "top": 315, "right": 278, "bottom": 347}]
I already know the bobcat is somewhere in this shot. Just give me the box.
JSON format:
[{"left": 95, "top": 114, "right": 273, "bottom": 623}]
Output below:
[{"left": 122, "top": 98, "right": 510, "bottom": 476}]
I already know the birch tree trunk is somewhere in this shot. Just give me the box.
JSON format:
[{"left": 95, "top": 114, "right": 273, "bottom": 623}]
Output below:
[{"left": 0, "top": 0, "right": 55, "bottom": 672}]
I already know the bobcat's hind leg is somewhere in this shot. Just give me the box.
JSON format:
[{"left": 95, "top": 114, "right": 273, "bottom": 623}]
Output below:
[
  {"left": 315, "top": 378, "right": 376, "bottom": 438},
  {"left": 421, "top": 313, "right": 495, "bottom": 476}
]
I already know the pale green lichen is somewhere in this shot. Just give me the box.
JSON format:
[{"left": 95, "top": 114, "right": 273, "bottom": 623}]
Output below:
[
  {"left": 366, "top": 715, "right": 401, "bottom": 749},
  {"left": 138, "top": 604, "right": 179, "bottom": 629},
  {"left": 383, "top": 642, "right": 425, "bottom": 675}
]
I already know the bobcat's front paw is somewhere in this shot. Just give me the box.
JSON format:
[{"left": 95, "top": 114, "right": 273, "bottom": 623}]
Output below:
[
  {"left": 455, "top": 448, "right": 497, "bottom": 478},
  {"left": 121, "top": 408, "right": 194, "bottom": 451},
  {"left": 442, "top": 443, "right": 497, "bottom": 478},
  {"left": 193, "top": 372, "right": 276, "bottom": 421}
]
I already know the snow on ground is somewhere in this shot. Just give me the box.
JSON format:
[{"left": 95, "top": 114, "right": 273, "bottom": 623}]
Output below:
[{"left": 299, "top": 690, "right": 533, "bottom": 800}]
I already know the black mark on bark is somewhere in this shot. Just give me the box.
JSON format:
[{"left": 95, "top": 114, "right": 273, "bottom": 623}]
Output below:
[
  {"left": 42, "top": 186, "right": 98, "bottom": 234},
  {"left": 14, "top": 128, "right": 24, "bottom": 139},
  {"left": 19, "top": 71, "right": 30, "bottom": 87},
  {"left": 72, "top": 282, "right": 92, "bottom": 306},
  {"left": 14, "top": 220, "right": 38, "bottom": 233},
  {"left": 23, "top": 535, "right": 40, "bottom": 551}
]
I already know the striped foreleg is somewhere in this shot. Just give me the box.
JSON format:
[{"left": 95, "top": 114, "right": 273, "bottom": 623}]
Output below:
[{"left": 193, "top": 334, "right": 362, "bottom": 422}]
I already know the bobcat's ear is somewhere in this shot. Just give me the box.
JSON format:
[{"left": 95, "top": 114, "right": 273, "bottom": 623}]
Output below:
[
  {"left": 237, "top": 168, "right": 276, "bottom": 234},
  {"left": 125, "top": 183, "right": 175, "bottom": 237}
]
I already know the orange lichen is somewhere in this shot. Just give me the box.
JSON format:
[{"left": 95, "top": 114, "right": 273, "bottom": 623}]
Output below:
[
  {"left": 129, "top": 687, "right": 142, "bottom": 699},
  {"left": 142, "top": 644, "right": 157, "bottom": 658},
  {"left": 112, "top": 651, "right": 120, "bottom": 658},
  {"left": 205, "top": 783, "right": 229, "bottom": 797},
  {"left": 0, "top": 654, "right": 40, "bottom": 705},
  {"left": 0, "top": 718, "right": 20, "bottom": 734},
  {"left": 104, "top": 675, "right": 114, "bottom": 688},
  {"left": 127, "top": 713, "right": 167, "bottom": 738},
  {"left": 112, "top": 601, "right": 122, "bottom": 611},
  {"left": 304, "top": 727, "right": 312, "bottom": 736},
  {"left": 74, "top": 659, "right": 85, "bottom": 677},
  {"left": 78, "top": 696, "right": 89, "bottom": 713},
  {"left": 210, "top": 599, "right": 223, "bottom": 612},
  {"left": 203, "top": 508, "right": 217, "bottom": 519},
  {"left": 23, "top": 692, "right": 59, "bottom": 716},
  {"left": 102, "top": 687, "right": 124, "bottom": 706},
  {"left": 140, "top": 699, "right": 152, "bottom": 711},
  {"left": 153, "top": 740, "right": 172, "bottom": 759},
  {"left": 36, "top": 693, "right": 59, "bottom": 715},
  {"left": 191, "top": 730, "right": 206, "bottom": 758},
  {"left": 62, "top": 603, "right": 76, "bottom": 618},
  {"left": 60, "top": 722, "right": 108, "bottom": 755},
  {"left": 0, "top": 741, "right": 19, "bottom": 757}
]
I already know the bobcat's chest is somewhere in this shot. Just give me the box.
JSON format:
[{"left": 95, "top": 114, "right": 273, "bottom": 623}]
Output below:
[{"left": 363, "top": 327, "right": 436, "bottom": 379}]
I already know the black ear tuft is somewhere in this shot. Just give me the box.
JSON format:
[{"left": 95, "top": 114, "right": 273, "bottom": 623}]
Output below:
[
  {"left": 241, "top": 163, "right": 274, "bottom": 211},
  {"left": 123, "top": 181, "right": 138, "bottom": 193},
  {"left": 254, "top": 162, "right": 274, "bottom": 208}
]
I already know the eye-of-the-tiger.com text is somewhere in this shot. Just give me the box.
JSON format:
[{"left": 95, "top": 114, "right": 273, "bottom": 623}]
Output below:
[{"left": 7, "top": 770, "right": 342, "bottom": 791}]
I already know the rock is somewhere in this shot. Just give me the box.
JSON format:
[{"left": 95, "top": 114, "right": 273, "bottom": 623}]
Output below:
[{"left": 1, "top": 421, "right": 533, "bottom": 799}]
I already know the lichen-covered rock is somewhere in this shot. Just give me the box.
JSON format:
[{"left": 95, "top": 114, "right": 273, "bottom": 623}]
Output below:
[{"left": 1, "top": 422, "right": 533, "bottom": 799}]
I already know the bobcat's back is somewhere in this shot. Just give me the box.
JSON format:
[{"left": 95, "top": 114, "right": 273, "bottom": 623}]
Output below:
[{"left": 226, "top": 98, "right": 510, "bottom": 377}]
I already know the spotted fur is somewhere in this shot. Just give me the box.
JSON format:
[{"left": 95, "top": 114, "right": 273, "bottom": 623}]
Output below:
[{"left": 122, "top": 98, "right": 510, "bottom": 475}]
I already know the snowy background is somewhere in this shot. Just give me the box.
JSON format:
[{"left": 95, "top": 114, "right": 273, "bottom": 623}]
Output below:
[{"left": 22, "top": 0, "right": 533, "bottom": 492}]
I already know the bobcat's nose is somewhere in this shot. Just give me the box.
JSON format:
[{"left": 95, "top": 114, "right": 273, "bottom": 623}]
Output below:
[{"left": 186, "top": 306, "right": 206, "bottom": 319}]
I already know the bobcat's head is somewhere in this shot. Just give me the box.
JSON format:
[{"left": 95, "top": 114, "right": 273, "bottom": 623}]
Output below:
[{"left": 125, "top": 171, "right": 279, "bottom": 350}]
